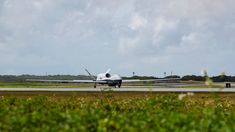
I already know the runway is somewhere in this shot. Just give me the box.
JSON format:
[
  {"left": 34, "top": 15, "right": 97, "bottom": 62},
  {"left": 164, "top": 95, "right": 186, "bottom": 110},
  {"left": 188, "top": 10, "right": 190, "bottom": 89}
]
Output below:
[{"left": 1, "top": 88, "right": 235, "bottom": 93}]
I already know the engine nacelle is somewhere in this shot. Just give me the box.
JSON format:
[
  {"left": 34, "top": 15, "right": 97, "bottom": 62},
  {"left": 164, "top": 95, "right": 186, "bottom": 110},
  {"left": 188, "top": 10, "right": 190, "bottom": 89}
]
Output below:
[{"left": 105, "top": 73, "right": 111, "bottom": 78}]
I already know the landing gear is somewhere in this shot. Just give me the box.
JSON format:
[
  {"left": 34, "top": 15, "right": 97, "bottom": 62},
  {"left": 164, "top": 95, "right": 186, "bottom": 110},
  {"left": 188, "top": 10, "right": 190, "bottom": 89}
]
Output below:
[
  {"left": 117, "top": 81, "right": 122, "bottom": 88},
  {"left": 117, "top": 82, "right": 121, "bottom": 88},
  {"left": 118, "top": 80, "right": 122, "bottom": 88},
  {"left": 94, "top": 83, "right": 96, "bottom": 88}
]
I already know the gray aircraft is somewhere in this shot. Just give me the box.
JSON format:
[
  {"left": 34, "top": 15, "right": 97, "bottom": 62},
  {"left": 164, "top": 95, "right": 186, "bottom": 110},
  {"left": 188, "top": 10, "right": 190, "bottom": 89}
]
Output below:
[{"left": 27, "top": 69, "right": 179, "bottom": 88}]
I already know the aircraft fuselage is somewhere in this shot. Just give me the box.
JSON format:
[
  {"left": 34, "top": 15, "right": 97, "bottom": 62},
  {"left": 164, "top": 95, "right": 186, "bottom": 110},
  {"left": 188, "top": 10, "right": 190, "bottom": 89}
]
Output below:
[{"left": 96, "top": 73, "right": 122, "bottom": 87}]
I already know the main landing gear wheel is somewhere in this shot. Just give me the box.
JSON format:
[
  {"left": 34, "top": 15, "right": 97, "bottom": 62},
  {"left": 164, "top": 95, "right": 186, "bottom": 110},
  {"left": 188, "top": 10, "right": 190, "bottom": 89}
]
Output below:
[{"left": 117, "top": 83, "right": 121, "bottom": 88}]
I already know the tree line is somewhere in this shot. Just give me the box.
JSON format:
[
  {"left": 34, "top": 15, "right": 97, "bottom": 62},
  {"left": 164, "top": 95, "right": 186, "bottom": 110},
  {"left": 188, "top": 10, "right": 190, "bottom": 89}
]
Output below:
[
  {"left": 181, "top": 75, "right": 235, "bottom": 82},
  {"left": 0, "top": 74, "right": 234, "bottom": 82}
]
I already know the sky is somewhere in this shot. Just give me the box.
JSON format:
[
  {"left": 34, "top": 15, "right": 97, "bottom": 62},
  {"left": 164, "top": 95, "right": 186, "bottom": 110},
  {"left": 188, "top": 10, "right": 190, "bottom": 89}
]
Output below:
[{"left": 0, "top": 0, "right": 235, "bottom": 77}]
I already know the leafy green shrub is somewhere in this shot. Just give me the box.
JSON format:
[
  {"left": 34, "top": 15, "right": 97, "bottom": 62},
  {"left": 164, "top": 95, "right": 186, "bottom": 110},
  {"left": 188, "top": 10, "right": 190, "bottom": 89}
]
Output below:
[{"left": 0, "top": 94, "right": 235, "bottom": 131}]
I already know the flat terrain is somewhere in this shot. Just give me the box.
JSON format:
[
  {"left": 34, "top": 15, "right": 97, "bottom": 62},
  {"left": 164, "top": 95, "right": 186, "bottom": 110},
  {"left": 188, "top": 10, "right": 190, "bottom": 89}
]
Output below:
[
  {"left": 1, "top": 88, "right": 235, "bottom": 93},
  {"left": 0, "top": 81, "right": 234, "bottom": 95},
  {"left": 0, "top": 82, "right": 234, "bottom": 88},
  {"left": 0, "top": 94, "right": 235, "bottom": 131},
  {"left": 1, "top": 81, "right": 235, "bottom": 131}
]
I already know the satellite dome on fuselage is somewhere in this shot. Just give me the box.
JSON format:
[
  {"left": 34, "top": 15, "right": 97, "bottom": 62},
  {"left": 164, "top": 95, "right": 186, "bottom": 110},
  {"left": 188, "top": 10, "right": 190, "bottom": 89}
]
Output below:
[{"left": 96, "top": 73, "right": 122, "bottom": 81}]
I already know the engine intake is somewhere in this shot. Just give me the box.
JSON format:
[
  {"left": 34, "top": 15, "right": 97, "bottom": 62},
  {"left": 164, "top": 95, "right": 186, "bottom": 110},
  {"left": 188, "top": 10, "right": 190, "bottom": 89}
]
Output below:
[{"left": 105, "top": 73, "right": 111, "bottom": 78}]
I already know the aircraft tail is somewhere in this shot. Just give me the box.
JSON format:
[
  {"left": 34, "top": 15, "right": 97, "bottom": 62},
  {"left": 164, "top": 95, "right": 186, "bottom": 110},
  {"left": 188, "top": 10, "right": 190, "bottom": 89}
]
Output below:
[
  {"left": 84, "top": 69, "right": 96, "bottom": 80},
  {"left": 105, "top": 68, "right": 111, "bottom": 73}
]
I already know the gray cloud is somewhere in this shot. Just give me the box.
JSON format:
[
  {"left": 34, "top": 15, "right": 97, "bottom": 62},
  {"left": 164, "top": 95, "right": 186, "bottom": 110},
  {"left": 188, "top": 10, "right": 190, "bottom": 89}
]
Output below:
[
  {"left": 115, "top": 0, "right": 235, "bottom": 75},
  {"left": 0, "top": 0, "right": 234, "bottom": 76}
]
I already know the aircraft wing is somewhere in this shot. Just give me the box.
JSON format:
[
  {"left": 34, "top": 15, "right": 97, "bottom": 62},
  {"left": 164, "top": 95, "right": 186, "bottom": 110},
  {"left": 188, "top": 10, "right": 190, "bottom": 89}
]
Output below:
[
  {"left": 122, "top": 78, "right": 180, "bottom": 83},
  {"left": 26, "top": 79, "right": 106, "bottom": 83}
]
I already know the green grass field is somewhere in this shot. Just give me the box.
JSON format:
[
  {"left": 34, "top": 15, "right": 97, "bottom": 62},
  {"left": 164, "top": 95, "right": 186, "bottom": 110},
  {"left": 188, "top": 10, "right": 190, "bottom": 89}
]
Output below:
[
  {"left": 0, "top": 93, "right": 235, "bottom": 131},
  {"left": 0, "top": 82, "right": 91, "bottom": 88}
]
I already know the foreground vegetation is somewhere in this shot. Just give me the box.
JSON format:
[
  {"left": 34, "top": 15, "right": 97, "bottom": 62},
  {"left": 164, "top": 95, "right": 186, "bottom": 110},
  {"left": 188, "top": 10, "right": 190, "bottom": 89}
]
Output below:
[{"left": 0, "top": 94, "right": 235, "bottom": 131}]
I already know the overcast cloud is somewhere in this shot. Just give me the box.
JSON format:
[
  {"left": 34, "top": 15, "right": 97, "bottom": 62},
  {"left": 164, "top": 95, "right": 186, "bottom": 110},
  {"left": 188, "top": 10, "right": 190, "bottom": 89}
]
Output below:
[{"left": 0, "top": 0, "right": 234, "bottom": 76}]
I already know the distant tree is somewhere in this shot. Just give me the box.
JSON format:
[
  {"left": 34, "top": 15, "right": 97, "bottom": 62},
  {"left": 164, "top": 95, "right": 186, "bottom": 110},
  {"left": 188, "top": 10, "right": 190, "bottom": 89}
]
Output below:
[
  {"left": 123, "top": 76, "right": 156, "bottom": 80},
  {"left": 164, "top": 75, "right": 181, "bottom": 79},
  {"left": 181, "top": 75, "right": 205, "bottom": 81}
]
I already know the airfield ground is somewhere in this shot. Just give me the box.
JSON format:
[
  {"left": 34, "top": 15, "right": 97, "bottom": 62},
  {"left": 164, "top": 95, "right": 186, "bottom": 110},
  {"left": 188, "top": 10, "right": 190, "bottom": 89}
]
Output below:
[
  {"left": 0, "top": 93, "right": 235, "bottom": 131},
  {"left": 0, "top": 81, "right": 234, "bottom": 88},
  {"left": 0, "top": 82, "right": 235, "bottom": 131}
]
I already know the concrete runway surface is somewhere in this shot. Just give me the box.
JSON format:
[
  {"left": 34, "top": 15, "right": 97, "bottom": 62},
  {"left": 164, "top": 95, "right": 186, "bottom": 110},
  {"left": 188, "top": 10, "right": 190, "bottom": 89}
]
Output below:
[{"left": 1, "top": 88, "right": 235, "bottom": 93}]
